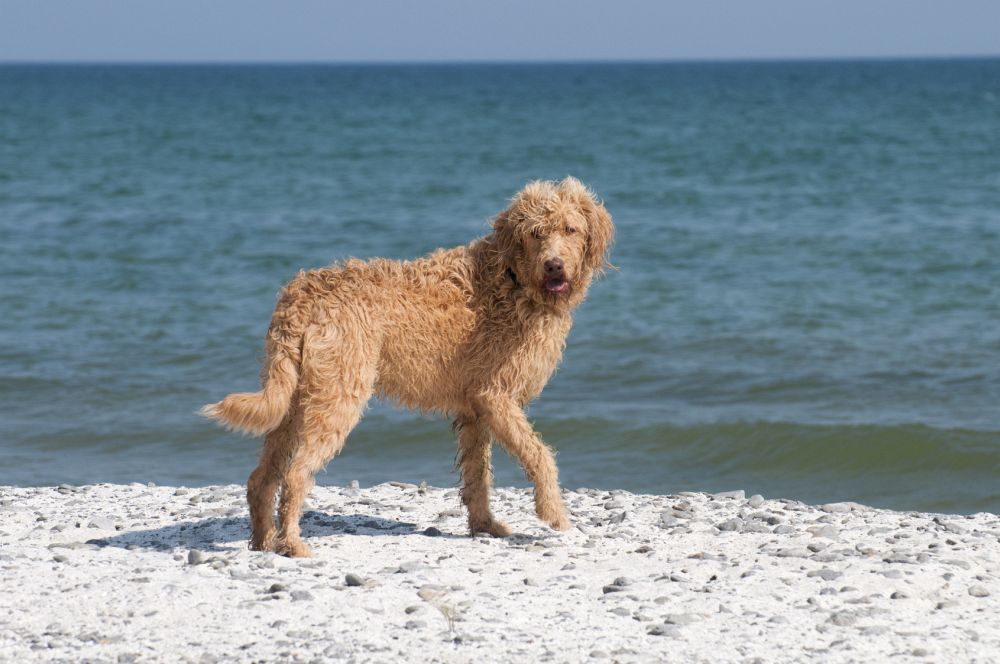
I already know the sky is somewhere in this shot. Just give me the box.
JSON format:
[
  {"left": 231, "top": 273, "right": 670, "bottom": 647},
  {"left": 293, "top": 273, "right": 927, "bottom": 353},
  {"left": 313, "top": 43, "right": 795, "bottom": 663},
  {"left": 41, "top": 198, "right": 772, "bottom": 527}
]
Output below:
[{"left": 0, "top": 0, "right": 998, "bottom": 63}]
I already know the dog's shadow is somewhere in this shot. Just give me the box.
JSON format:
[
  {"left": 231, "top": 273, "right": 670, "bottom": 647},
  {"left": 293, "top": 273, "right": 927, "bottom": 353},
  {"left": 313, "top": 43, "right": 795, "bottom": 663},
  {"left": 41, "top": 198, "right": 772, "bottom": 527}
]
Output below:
[{"left": 86, "top": 511, "right": 452, "bottom": 553}]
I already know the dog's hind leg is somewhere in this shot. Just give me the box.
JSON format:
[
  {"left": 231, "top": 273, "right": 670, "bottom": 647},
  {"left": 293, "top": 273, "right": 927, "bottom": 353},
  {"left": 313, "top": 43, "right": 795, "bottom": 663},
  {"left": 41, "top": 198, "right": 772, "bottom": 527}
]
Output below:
[
  {"left": 477, "top": 395, "right": 570, "bottom": 531},
  {"left": 455, "top": 414, "right": 510, "bottom": 537},
  {"left": 246, "top": 415, "right": 297, "bottom": 552},
  {"left": 274, "top": 326, "right": 376, "bottom": 557}
]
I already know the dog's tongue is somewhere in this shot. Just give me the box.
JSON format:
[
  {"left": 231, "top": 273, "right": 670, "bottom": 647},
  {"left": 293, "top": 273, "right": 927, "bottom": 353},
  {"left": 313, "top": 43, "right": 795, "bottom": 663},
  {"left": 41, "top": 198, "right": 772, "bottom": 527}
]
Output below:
[{"left": 544, "top": 279, "right": 569, "bottom": 293}]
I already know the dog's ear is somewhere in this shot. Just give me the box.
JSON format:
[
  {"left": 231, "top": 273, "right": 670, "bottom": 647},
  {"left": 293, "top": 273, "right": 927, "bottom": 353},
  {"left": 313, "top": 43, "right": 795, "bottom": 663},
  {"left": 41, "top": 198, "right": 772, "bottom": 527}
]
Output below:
[
  {"left": 584, "top": 200, "right": 614, "bottom": 273},
  {"left": 490, "top": 208, "right": 519, "bottom": 270},
  {"left": 560, "top": 177, "right": 614, "bottom": 273}
]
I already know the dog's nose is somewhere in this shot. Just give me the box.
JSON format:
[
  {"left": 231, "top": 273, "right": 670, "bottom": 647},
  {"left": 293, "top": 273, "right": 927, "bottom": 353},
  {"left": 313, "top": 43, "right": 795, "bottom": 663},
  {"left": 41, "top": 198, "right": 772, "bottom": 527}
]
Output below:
[{"left": 544, "top": 258, "right": 565, "bottom": 277}]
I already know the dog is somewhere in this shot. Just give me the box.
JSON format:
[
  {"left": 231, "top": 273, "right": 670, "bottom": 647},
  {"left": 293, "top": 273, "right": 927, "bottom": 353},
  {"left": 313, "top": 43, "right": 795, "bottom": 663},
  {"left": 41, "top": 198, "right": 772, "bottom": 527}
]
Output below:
[{"left": 201, "top": 177, "right": 614, "bottom": 557}]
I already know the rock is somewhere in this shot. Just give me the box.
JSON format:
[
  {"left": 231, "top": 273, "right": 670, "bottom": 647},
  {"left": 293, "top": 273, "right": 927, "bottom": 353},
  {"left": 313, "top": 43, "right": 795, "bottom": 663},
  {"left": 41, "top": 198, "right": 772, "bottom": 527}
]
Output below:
[
  {"left": 267, "top": 583, "right": 287, "bottom": 594},
  {"left": 935, "top": 517, "right": 968, "bottom": 535},
  {"left": 776, "top": 547, "right": 811, "bottom": 558},
  {"left": 716, "top": 518, "right": 744, "bottom": 532},
  {"left": 647, "top": 625, "right": 682, "bottom": 637},
  {"left": 743, "top": 522, "right": 772, "bottom": 534},
  {"left": 828, "top": 611, "right": 856, "bottom": 627},
  {"left": 345, "top": 573, "right": 365, "bottom": 587},
  {"left": 811, "top": 552, "right": 845, "bottom": 563},
  {"left": 523, "top": 578, "right": 538, "bottom": 586},
  {"left": 89, "top": 517, "right": 116, "bottom": 530},
  {"left": 773, "top": 525, "right": 796, "bottom": 535},
  {"left": 664, "top": 613, "right": 701, "bottom": 625},
  {"left": 821, "top": 503, "right": 852, "bottom": 514},
  {"left": 422, "top": 527, "right": 442, "bottom": 537},
  {"left": 405, "top": 620, "right": 426, "bottom": 629},
  {"left": 714, "top": 490, "right": 746, "bottom": 500},
  {"left": 968, "top": 585, "right": 990, "bottom": 598},
  {"left": 890, "top": 591, "right": 909, "bottom": 599},
  {"left": 349, "top": 480, "right": 360, "bottom": 490},
  {"left": 187, "top": 550, "right": 207, "bottom": 565},
  {"left": 806, "top": 569, "right": 842, "bottom": 581},
  {"left": 417, "top": 585, "right": 445, "bottom": 601},
  {"left": 747, "top": 494, "right": 765, "bottom": 508},
  {"left": 398, "top": 560, "right": 428, "bottom": 573},
  {"left": 659, "top": 513, "right": 680, "bottom": 528},
  {"left": 290, "top": 591, "right": 314, "bottom": 601},
  {"left": 810, "top": 525, "right": 839, "bottom": 539}
]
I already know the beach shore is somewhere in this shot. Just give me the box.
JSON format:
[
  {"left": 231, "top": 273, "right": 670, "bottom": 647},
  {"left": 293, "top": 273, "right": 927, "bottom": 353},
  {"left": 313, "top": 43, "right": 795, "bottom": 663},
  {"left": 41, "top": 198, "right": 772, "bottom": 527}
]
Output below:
[{"left": 1, "top": 483, "right": 997, "bottom": 662}]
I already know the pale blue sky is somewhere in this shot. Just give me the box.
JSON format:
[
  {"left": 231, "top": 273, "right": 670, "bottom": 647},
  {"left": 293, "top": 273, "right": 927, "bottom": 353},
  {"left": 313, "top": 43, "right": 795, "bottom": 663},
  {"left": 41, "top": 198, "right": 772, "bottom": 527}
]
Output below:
[{"left": 1, "top": 0, "right": 997, "bottom": 63}]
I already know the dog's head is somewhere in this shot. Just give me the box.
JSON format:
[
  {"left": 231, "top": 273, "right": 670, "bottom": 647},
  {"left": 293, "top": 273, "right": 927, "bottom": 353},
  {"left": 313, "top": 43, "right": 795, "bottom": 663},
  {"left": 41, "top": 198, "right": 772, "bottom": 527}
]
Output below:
[{"left": 491, "top": 177, "right": 614, "bottom": 309}]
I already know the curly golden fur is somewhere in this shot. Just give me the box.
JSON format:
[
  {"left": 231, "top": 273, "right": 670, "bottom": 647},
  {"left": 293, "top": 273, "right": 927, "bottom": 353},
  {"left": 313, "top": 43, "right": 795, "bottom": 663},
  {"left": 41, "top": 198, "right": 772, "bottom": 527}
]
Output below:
[{"left": 201, "top": 177, "right": 614, "bottom": 557}]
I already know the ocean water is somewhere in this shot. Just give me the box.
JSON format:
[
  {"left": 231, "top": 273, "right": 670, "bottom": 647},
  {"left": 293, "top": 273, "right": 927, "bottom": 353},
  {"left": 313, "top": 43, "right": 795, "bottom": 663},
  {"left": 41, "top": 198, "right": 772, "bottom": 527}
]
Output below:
[{"left": 2, "top": 60, "right": 999, "bottom": 514}]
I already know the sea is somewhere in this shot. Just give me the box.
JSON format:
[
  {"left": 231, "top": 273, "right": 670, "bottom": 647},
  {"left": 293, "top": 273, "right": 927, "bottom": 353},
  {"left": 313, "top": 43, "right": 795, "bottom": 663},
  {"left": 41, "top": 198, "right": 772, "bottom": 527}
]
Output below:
[{"left": 2, "top": 60, "right": 999, "bottom": 514}]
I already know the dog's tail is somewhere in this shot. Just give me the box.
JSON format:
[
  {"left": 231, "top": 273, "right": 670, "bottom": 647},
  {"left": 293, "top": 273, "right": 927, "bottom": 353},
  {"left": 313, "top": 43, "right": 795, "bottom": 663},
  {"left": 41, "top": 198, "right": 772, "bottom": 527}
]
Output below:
[
  {"left": 200, "top": 351, "right": 298, "bottom": 436},
  {"left": 200, "top": 279, "right": 308, "bottom": 436}
]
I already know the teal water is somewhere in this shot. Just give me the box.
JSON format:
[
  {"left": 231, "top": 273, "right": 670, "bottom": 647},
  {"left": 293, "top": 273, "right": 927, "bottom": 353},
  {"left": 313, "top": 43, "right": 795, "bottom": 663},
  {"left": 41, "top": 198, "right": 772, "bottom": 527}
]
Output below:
[{"left": 2, "top": 61, "right": 999, "bottom": 513}]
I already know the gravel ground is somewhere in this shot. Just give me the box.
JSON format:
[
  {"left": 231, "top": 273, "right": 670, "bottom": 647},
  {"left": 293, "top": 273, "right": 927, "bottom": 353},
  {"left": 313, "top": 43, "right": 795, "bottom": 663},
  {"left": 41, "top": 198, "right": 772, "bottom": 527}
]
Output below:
[{"left": 1, "top": 483, "right": 998, "bottom": 663}]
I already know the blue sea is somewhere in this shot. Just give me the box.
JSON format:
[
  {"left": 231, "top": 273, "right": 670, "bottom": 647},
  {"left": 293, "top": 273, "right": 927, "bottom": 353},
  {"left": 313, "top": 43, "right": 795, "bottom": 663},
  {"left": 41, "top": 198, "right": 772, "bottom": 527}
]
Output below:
[{"left": 2, "top": 60, "right": 999, "bottom": 513}]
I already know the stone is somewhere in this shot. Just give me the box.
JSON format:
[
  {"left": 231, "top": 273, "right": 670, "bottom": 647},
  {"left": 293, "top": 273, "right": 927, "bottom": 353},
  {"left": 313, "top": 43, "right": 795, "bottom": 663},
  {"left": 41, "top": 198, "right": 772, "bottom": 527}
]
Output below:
[
  {"left": 291, "top": 591, "right": 314, "bottom": 601},
  {"left": 664, "top": 613, "right": 701, "bottom": 625},
  {"left": 89, "top": 517, "right": 116, "bottom": 530},
  {"left": 187, "top": 550, "right": 207, "bottom": 565},
  {"left": 828, "top": 611, "right": 856, "bottom": 627},
  {"left": 423, "top": 527, "right": 442, "bottom": 537},
  {"left": 714, "top": 490, "right": 745, "bottom": 500},
  {"left": 647, "top": 625, "right": 682, "bottom": 637},
  {"left": 345, "top": 573, "right": 365, "bottom": 587},
  {"left": 968, "top": 585, "right": 990, "bottom": 598},
  {"left": 821, "top": 503, "right": 852, "bottom": 514},
  {"left": 716, "top": 518, "right": 744, "bottom": 532},
  {"left": 806, "top": 569, "right": 842, "bottom": 581},
  {"left": 811, "top": 525, "right": 839, "bottom": 539},
  {"left": 747, "top": 494, "right": 765, "bottom": 508},
  {"left": 404, "top": 620, "right": 427, "bottom": 630}
]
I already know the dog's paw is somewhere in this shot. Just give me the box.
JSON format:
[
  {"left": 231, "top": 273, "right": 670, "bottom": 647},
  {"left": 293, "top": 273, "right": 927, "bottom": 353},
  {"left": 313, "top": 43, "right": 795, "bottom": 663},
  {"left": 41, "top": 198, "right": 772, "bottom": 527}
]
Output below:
[
  {"left": 470, "top": 519, "right": 511, "bottom": 538},
  {"left": 275, "top": 539, "right": 313, "bottom": 558},
  {"left": 249, "top": 531, "right": 278, "bottom": 552},
  {"left": 547, "top": 515, "right": 571, "bottom": 531}
]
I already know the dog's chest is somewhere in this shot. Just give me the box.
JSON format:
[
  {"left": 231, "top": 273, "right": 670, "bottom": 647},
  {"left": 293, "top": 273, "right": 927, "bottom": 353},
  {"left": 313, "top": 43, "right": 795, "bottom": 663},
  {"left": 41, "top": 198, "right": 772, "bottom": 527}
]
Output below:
[{"left": 511, "top": 315, "right": 572, "bottom": 403}]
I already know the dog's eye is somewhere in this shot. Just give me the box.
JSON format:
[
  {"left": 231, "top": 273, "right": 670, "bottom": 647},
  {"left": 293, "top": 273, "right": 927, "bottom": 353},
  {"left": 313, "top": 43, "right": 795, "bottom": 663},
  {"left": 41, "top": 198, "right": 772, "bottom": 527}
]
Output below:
[
  {"left": 530, "top": 229, "right": 542, "bottom": 240},
  {"left": 566, "top": 226, "right": 577, "bottom": 234}
]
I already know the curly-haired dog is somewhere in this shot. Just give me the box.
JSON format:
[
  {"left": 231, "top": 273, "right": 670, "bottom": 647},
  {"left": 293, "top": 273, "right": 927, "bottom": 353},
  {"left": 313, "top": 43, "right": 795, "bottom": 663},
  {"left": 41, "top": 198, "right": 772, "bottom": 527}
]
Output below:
[{"left": 201, "top": 177, "right": 614, "bottom": 557}]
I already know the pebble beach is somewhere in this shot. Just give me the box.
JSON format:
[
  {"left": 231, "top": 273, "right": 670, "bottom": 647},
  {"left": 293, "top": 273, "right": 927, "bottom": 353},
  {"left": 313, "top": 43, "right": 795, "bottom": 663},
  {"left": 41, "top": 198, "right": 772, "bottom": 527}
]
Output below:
[{"left": 2, "top": 483, "right": 998, "bottom": 663}]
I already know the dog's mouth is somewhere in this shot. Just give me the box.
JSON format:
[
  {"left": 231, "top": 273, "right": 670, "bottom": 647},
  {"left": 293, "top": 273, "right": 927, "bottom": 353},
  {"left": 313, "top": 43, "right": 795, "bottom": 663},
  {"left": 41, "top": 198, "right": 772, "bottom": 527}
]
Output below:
[{"left": 543, "top": 278, "right": 570, "bottom": 294}]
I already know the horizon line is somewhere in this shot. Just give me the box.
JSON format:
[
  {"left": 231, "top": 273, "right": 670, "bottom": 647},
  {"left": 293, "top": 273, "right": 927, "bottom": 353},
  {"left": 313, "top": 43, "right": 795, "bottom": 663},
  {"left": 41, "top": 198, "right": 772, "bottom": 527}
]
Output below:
[{"left": 2, "top": 53, "right": 999, "bottom": 67}]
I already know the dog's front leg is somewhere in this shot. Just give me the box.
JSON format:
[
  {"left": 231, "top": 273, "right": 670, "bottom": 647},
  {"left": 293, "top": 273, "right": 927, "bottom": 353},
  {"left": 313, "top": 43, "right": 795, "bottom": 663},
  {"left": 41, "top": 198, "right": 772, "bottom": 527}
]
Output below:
[
  {"left": 476, "top": 396, "right": 570, "bottom": 531},
  {"left": 454, "top": 414, "right": 511, "bottom": 537}
]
